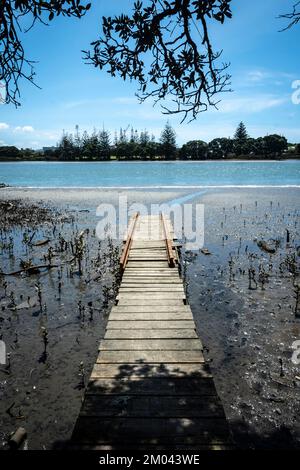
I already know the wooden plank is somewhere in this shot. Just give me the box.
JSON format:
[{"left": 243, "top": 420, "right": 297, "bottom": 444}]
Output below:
[
  {"left": 122, "top": 274, "right": 180, "bottom": 278},
  {"left": 87, "top": 377, "right": 214, "bottom": 395},
  {"left": 106, "top": 320, "right": 195, "bottom": 329},
  {"left": 117, "top": 293, "right": 185, "bottom": 299},
  {"left": 80, "top": 395, "right": 225, "bottom": 418},
  {"left": 117, "top": 300, "right": 186, "bottom": 307},
  {"left": 131, "top": 241, "right": 165, "bottom": 245},
  {"left": 90, "top": 363, "right": 212, "bottom": 379},
  {"left": 96, "top": 350, "right": 205, "bottom": 364},
  {"left": 119, "top": 284, "right": 184, "bottom": 289},
  {"left": 129, "top": 249, "right": 165, "bottom": 252},
  {"left": 117, "top": 292, "right": 185, "bottom": 297},
  {"left": 128, "top": 257, "right": 167, "bottom": 260},
  {"left": 69, "top": 443, "right": 233, "bottom": 451},
  {"left": 119, "top": 287, "right": 184, "bottom": 292},
  {"left": 123, "top": 268, "right": 179, "bottom": 272},
  {"left": 109, "top": 313, "right": 193, "bottom": 321},
  {"left": 111, "top": 305, "right": 191, "bottom": 312},
  {"left": 122, "top": 274, "right": 182, "bottom": 280},
  {"left": 126, "top": 263, "right": 169, "bottom": 267},
  {"left": 110, "top": 309, "right": 192, "bottom": 316},
  {"left": 120, "top": 280, "right": 183, "bottom": 283},
  {"left": 99, "top": 339, "right": 202, "bottom": 351},
  {"left": 129, "top": 248, "right": 166, "bottom": 252},
  {"left": 123, "top": 276, "right": 180, "bottom": 280},
  {"left": 104, "top": 329, "right": 198, "bottom": 339},
  {"left": 121, "top": 280, "right": 182, "bottom": 284},
  {"left": 125, "top": 268, "right": 177, "bottom": 272},
  {"left": 129, "top": 257, "right": 168, "bottom": 260},
  {"left": 129, "top": 250, "right": 165, "bottom": 252},
  {"left": 71, "top": 417, "right": 230, "bottom": 444},
  {"left": 129, "top": 255, "right": 167, "bottom": 257}
]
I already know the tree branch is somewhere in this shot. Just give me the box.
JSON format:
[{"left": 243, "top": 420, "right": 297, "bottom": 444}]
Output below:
[
  {"left": 279, "top": 1, "right": 300, "bottom": 30},
  {"left": 0, "top": 1, "right": 91, "bottom": 106},
  {"left": 84, "top": 0, "right": 233, "bottom": 122}
]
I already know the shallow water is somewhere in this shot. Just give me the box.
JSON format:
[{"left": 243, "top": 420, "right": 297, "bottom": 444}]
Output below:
[{"left": 1, "top": 160, "right": 300, "bottom": 188}]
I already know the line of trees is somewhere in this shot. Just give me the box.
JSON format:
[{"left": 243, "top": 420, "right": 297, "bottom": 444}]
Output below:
[
  {"left": 1, "top": 122, "right": 298, "bottom": 162},
  {"left": 47, "top": 121, "right": 293, "bottom": 160}
]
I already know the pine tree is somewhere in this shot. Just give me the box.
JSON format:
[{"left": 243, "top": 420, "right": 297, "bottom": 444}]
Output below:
[
  {"left": 234, "top": 122, "right": 249, "bottom": 140},
  {"left": 140, "top": 130, "right": 150, "bottom": 146},
  {"left": 160, "top": 122, "right": 177, "bottom": 159},
  {"left": 81, "top": 130, "right": 91, "bottom": 160},
  {"left": 58, "top": 132, "right": 75, "bottom": 161},
  {"left": 98, "top": 129, "right": 111, "bottom": 160},
  {"left": 74, "top": 124, "right": 82, "bottom": 160}
]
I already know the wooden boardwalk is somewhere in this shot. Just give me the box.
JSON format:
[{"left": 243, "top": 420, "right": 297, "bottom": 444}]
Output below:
[{"left": 70, "top": 214, "right": 233, "bottom": 450}]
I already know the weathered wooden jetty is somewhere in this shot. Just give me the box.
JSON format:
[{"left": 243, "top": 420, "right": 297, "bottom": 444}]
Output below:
[{"left": 70, "top": 214, "right": 233, "bottom": 450}]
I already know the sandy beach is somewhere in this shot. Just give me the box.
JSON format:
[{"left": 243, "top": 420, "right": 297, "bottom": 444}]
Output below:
[{"left": 0, "top": 186, "right": 300, "bottom": 449}]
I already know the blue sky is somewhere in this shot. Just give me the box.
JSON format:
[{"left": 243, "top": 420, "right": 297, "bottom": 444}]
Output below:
[{"left": 0, "top": 0, "right": 300, "bottom": 148}]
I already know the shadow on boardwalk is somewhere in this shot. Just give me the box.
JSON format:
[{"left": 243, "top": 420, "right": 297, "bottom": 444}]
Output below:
[{"left": 53, "top": 361, "right": 234, "bottom": 450}]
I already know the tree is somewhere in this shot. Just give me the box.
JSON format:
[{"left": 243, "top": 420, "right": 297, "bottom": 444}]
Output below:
[
  {"left": 0, "top": 1, "right": 91, "bottom": 106},
  {"left": 295, "top": 143, "right": 300, "bottom": 155},
  {"left": 208, "top": 137, "right": 233, "bottom": 159},
  {"left": 58, "top": 133, "right": 75, "bottom": 161},
  {"left": 180, "top": 140, "right": 208, "bottom": 160},
  {"left": 88, "top": 128, "right": 101, "bottom": 159},
  {"left": 262, "top": 135, "right": 288, "bottom": 157},
  {"left": 245, "top": 138, "right": 260, "bottom": 157},
  {"left": 98, "top": 129, "right": 111, "bottom": 160},
  {"left": 233, "top": 122, "right": 249, "bottom": 156},
  {"left": 0, "top": 145, "right": 21, "bottom": 160},
  {"left": 139, "top": 130, "right": 151, "bottom": 159},
  {"left": 115, "top": 128, "right": 132, "bottom": 160},
  {"left": 160, "top": 122, "right": 177, "bottom": 159},
  {"left": 147, "top": 135, "right": 159, "bottom": 159},
  {"left": 81, "top": 130, "right": 90, "bottom": 159},
  {"left": 73, "top": 124, "right": 82, "bottom": 160},
  {"left": 234, "top": 122, "right": 249, "bottom": 141}
]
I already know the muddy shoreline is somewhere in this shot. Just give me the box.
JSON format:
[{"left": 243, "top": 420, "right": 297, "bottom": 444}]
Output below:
[{"left": 0, "top": 187, "right": 300, "bottom": 450}]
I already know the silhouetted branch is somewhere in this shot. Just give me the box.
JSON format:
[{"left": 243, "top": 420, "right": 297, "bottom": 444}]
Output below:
[
  {"left": 85, "top": 0, "right": 233, "bottom": 122},
  {"left": 0, "top": 1, "right": 91, "bottom": 106},
  {"left": 279, "top": 1, "right": 300, "bottom": 31}
]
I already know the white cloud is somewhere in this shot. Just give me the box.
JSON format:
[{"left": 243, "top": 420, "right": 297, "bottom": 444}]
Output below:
[
  {"left": 14, "top": 125, "right": 34, "bottom": 133},
  {"left": 247, "top": 70, "right": 270, "bottom": 83},
  {"left": 0, "top": 122, "right": 9, "bottom": 130},
  {"left": 2, "top": 126, "right": 61, "bottom": 149},
  {"left": 112, "top": 97, "right": 138, "bottom": 105},
  {"left": 215, "top": 95, "right": 287, "bottom": 114},
  {"left": 245, "top": 69, "right": 296, "bottom": 86}
]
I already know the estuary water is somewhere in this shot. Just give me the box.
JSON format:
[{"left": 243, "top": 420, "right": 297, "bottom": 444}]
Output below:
[{"left": 0, "top": 160, "right": 300, "bottom": 188}]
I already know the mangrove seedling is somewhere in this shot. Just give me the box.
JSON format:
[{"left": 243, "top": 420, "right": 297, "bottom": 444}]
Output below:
[
  {"left": 34, "top": 283, "right": 43, "bottom": 312},
  {"left": 77, "top": 361, "right": 85, "bottom": 390},
  {"left": 248, "top": 268, "right": 258, "bottom": 290}
]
